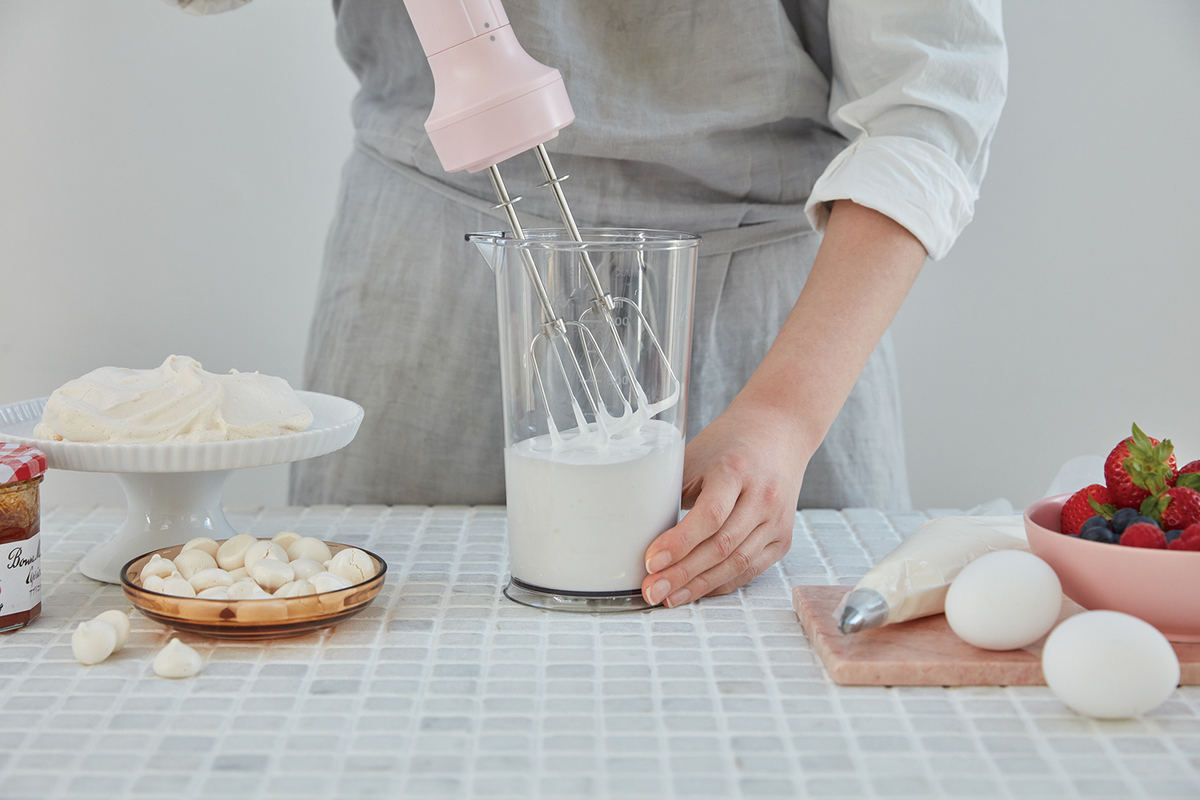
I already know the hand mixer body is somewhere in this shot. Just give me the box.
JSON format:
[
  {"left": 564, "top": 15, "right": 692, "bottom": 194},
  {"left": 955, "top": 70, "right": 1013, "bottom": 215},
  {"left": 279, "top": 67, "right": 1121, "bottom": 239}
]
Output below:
[
  {"left": 401, "top": 0, "right": 574, "bottom": 173},
  {"left": 402, "top": 0, "right": 683, "bottom": 440}
]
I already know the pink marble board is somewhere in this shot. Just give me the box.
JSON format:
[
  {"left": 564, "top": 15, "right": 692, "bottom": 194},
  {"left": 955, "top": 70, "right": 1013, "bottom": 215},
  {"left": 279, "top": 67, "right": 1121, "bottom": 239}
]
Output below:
[{"left": 793, "top": 585, "right": 1200, "bottom": 687}]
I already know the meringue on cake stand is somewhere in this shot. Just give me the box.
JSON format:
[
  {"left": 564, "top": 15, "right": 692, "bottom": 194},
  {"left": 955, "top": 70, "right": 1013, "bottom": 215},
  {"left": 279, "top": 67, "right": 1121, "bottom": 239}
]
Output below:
[{"left": 0, "top": 392, "right": 363, "bottom": 584}]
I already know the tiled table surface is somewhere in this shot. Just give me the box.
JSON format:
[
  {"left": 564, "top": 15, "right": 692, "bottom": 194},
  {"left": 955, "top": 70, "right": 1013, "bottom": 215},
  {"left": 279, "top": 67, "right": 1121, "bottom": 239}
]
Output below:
[{"left": 1, "top": 505, "right": 1198, "bottom": 800}]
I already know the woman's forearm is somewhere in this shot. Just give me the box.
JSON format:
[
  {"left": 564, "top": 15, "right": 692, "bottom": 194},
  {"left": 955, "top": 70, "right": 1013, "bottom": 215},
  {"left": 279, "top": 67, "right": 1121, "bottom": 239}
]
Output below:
[{"left": 731, "top": 199, "right": 928, "bottom": 459}]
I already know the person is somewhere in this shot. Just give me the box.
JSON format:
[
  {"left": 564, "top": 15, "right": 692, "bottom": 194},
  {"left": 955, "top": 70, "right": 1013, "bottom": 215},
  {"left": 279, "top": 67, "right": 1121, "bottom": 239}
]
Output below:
[{"left": 167, "top": 0, "right": 1008, "bottom": 609}]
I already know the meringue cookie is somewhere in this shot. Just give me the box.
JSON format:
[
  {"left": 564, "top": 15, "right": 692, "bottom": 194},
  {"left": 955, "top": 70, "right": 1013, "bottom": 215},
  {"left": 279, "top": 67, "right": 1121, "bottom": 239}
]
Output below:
[
  {"left": 327, "top": 548, "right": 376, "bottom": 585},
  {"left": 309, "top": 571, "right": 353, "bottom": 593},
  {"left": 249, "top": 559, "right": 295, "bottom": 593},
  {"left": 72, "top": 620, "right": 118, "bottom": 666},
  {"left": 243, "top": 540, "right": 288, "bottom": 572},
  {"left": 286, "top": 537, "right": 332, "bottom": 564},
  {"left": 142, "top": 574, "right": 168, "bottom": 593},
  {"left": 173, "top": 548, "right": 218, "bottom": 581},
  {"left": 273, "top": 579, "right": 315, "bottom": 598},
  {"left": 180, "top": 537, "right": 220, "bottom": 558},
  {"left": 153, "top": 638, "right": 203, "bottom": 679},
  {"left": 93, "top": 609, "right": 131, "bottom": 651},
  {"left": 227, "top": 579, "right": 272, "bottom": 600},
  {"left": 189, "top": 567, "right": 235, "bottom": 592},
  {"left": 271, "top": 531, "right": 302, "bottom": 550},
  {"left": 216, "top": 534, "right": 256, "bottom": 571},
  {"left": 139, "top": 554, "right": 178, "bottom": 583},
  {"left": 161, "top": 576, "right": 197, "bottom": 598},
  {"left": 288, "top": 558, "right": 324, "bottom": 581}
]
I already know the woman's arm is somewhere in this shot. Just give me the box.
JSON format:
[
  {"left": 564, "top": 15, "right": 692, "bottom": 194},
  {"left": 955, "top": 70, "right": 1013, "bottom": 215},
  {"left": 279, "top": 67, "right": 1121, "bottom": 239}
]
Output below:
[{"left": 641, "top": 199, "right": 926, "bottom": 607}]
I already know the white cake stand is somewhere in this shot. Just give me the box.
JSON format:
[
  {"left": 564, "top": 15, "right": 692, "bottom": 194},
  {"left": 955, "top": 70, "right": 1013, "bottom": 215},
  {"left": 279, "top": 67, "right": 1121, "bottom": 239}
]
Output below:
[{"left": 0, "top": 392, "right": 363, "bottom": 584}]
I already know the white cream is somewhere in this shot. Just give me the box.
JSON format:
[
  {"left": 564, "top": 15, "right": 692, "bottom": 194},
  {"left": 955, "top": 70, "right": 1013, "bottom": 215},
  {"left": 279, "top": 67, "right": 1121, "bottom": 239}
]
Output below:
[
  {"left": 503, "top": 419, "right": 683, "bottom": 594},
  {"left": 33, "top": 355, "right": 312, "bottom": 443}
]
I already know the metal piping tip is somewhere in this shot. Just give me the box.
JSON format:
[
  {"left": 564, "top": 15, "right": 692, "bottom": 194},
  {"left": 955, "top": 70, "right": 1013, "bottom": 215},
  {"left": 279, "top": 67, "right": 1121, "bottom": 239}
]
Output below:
[{"left": 836, "top": 588, "right": 890, "bottom": 635}]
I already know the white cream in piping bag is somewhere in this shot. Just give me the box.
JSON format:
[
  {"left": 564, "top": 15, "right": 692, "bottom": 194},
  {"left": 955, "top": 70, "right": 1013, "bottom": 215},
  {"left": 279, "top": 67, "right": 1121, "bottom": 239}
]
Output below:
[
  {"left": 33, "top": 355, "right": 313, "bottom": 443},
  {"left": 835, "top": 515, "right": 1029, "bottom": 634}
]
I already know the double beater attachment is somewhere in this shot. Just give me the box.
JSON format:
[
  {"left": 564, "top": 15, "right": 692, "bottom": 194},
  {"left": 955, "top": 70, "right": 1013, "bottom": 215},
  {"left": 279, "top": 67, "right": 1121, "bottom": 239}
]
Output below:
[{"left": 486, "top": 145, "right": 680, "bottom": 445}]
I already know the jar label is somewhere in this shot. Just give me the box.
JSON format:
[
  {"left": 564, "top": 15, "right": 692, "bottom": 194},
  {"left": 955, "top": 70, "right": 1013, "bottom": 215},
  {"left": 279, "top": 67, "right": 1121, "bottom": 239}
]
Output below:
[{"left": 0, "top": 533, "right": 41, "bottom": 617}]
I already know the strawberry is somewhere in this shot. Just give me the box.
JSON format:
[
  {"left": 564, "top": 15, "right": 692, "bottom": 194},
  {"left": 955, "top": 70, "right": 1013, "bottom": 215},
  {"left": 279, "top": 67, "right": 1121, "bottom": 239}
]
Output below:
[
  {"left": 1142, "top": 485, "right": 1200, "bottom": 530},
  {"left": 1103, "top": 423, "right": 1177, "bottom": 509},
  {"left": 1176, "top": 460, "right": 1200, "bottom": 491},
  {"left": 1119, "top": 522, "right": 1167, "bottom": 549},
  {"left": 1060, "top": 484, "right": 1115, "bottom": 536}
]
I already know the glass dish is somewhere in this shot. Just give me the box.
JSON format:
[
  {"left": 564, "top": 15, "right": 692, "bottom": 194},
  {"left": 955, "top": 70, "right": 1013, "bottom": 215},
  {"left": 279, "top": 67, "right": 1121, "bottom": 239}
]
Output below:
[{"left": 120, "top": 542, "right": 386, "bottom": 640}]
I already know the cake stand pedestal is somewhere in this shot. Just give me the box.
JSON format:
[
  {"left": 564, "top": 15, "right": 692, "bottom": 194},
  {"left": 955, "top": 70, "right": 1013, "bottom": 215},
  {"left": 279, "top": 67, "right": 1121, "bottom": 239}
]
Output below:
[
  {"left": 78, "top": 470, "right": 238, "bottom": 582},
  {"left": 0, "top": 391, "right": 363, "bottom": 584}
]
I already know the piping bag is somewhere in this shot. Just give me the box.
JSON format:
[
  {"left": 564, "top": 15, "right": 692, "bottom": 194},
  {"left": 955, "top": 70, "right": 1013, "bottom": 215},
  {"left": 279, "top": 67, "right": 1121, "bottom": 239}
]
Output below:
[{"left": 835, "top": 515, "right": 1029, "bottom": 634}]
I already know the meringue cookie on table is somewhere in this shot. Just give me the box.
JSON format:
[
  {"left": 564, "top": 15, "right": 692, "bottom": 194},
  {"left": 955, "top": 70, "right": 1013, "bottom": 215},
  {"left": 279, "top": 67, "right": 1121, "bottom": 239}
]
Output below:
[
  {"left": 93, "top": 609, "right": 131, "bottom": 651},
  {"left": 72, "top": 620, "right": 118, "bottom": 665},
  {"left": 153, "top": 639, "right": 203, "bottom": 679}
]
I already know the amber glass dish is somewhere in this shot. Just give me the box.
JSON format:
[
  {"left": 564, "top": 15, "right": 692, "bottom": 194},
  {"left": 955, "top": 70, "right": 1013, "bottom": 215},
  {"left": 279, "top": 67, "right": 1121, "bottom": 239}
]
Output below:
[{"left": 120, "top": 542, "right": 386, "bottom": 640}]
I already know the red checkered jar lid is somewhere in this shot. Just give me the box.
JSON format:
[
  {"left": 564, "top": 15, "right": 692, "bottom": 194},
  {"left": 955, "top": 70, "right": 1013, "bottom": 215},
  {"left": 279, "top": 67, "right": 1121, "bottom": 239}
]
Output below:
[{"left": 0, "top": 442, "right": 47, "bottom": 485}]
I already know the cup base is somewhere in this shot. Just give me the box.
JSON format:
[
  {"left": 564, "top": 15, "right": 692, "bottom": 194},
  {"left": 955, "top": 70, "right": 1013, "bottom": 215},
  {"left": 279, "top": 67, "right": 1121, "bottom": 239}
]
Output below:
[{"left": 503, "top": 577, "right": 655, "bottom": 613}]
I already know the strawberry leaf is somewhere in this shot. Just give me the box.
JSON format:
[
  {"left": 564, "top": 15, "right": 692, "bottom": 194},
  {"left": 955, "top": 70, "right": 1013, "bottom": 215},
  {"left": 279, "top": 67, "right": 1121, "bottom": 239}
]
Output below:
[
  {"left": 1177, "top": 473, "right": 1200, "bottom": 491},
  {"left": 1087, "top": 496, "right": 1117, "bottom": 519},
  {"left": 1140, "top": 493, "right": 1169, "bottom": 524}
]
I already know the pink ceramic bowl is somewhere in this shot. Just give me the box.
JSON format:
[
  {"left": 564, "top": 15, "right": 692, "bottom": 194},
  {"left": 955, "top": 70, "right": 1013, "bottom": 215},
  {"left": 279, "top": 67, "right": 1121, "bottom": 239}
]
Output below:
[{"left": 1025, "top": 494, "right": 1200, "bottom": 642}]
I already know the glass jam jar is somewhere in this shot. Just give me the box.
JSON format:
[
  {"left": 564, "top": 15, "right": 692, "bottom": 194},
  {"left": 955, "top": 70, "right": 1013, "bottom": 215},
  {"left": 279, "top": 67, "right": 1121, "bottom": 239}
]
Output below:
[{"left": 0, "top": 443, "right": 46, "bottom": 633}]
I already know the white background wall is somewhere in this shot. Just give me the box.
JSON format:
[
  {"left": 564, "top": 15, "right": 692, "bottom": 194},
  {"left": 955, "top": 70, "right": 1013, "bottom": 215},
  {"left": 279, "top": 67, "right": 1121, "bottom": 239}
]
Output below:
[{"left": 1, "top": 0, "right": 1197, "bottom": 512}]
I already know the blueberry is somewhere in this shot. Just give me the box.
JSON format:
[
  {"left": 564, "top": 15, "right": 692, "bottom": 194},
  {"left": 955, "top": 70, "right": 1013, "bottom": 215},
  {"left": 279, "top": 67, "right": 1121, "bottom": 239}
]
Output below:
[
  {"left": 1166, "top": 529, "right": 1184, "bottom": 544},
  {"left": 1111, "top": 507, "right": 1140, "bottom": 534},
  {"left": 1080, "top": 515, "right": 1111, "bottom": 534},
  {"left": 1132, "top": 515, "right": 1160, "bottom": 529},
  {"left": 1080, "top": 526, "right": 1117, "bottom": 544}
]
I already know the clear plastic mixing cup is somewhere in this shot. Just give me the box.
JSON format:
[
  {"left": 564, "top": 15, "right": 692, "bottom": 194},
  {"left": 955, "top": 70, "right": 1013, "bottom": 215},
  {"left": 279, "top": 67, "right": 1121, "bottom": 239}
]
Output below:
[{"left": 469, "top": 228, "right": 698, "bottom": 611}]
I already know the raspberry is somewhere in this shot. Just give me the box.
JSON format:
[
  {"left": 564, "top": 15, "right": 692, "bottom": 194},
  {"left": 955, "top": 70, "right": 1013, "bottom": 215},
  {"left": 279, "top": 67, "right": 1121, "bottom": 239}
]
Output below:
[
  {"left": 1119, "top": 522, "right": 1167, "bottom": 549},
  {"left": 1168, "top": 536, "right": 1200, "bottom": 551}
]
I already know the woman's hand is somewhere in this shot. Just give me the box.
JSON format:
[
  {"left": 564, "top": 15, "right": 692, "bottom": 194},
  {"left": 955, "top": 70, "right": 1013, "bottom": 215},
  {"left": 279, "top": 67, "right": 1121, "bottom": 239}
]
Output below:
[{"left": 641, "top": 399, "right": 811, "bottom": 607}]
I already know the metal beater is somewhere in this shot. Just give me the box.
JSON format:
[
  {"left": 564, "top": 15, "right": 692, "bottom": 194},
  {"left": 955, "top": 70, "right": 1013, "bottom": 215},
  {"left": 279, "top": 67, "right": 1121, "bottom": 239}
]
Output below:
[{"left": 401, "top": 0, "right": 679, "bottom": 439}]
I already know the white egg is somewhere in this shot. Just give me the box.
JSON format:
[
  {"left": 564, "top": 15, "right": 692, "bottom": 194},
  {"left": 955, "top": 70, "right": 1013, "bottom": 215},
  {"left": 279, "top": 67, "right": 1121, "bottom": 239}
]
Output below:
[
  {"left": 944, "top": 550, "right": 1062, "bottom": 650},
  {"left": 1042, "top": 610, "right": 1180, "bottom": 719}
]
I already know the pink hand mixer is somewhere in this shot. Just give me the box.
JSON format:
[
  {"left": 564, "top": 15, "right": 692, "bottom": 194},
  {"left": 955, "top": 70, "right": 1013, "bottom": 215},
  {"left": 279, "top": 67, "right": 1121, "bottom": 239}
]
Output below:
[{"left": 402, "top": 0, "right": 679, "bottom": 441}]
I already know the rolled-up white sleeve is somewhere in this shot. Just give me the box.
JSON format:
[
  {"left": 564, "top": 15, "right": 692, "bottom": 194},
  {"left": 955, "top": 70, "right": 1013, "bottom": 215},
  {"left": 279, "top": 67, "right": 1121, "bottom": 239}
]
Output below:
[{"left": 804, "top": 0, "right": 1008, "bottom": 260}]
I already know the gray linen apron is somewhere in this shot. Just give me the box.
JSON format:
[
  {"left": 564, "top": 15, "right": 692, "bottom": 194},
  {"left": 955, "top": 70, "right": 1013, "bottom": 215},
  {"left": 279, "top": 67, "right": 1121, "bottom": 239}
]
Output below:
[{"left": 291, "top": 0, "right": 911, "bottom": 510}]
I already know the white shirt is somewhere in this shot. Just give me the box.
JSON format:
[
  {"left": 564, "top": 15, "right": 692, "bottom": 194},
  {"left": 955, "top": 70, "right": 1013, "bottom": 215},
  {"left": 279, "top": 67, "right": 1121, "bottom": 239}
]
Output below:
[{"left": 805, "top": 0, "right": 1008, "bottom": 259}]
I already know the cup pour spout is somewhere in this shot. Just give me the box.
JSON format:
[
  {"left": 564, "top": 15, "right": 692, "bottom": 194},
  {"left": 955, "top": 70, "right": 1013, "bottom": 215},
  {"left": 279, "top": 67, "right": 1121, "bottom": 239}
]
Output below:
[{"left": 466, "top": 233, "right": 502, "bottom": 273}]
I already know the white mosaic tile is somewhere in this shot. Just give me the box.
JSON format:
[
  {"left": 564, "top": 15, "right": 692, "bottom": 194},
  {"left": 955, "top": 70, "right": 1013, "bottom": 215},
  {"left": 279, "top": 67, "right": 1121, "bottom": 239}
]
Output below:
[{"left": 0, "top": 505, "right": 1195, "bottom": 799}]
